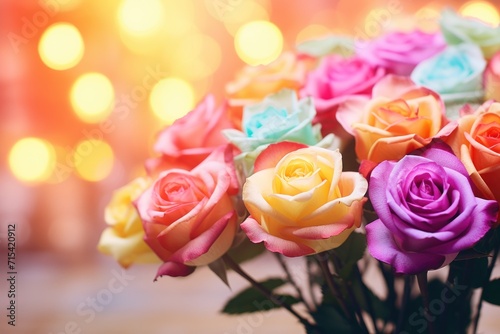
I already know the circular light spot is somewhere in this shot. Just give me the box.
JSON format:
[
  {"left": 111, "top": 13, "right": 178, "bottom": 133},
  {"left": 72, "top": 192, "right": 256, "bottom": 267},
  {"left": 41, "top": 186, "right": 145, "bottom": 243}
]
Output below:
[
  {"left": 70, "top": 72, "right": 115, "bottom": 123},
  {"left": 460, "top": 1, "right": 500, "bottom": 26},
  {"left": 117, "top": 0, "right": 164, "bottom": 35},
  {"left": 38, "top": 23, "right": 84, "bottom": 70},
  {"left": 8, "top": 138, "right": 56, "bottom": 183},
  {"left": 74, "top": 139, "right": 114, "bottom": 182},
  {"left": 234, "top": 20, "right": 283, "bottom": 65},
  {"left": 149, "top": 78, "right": 195, "bottom": 123}
]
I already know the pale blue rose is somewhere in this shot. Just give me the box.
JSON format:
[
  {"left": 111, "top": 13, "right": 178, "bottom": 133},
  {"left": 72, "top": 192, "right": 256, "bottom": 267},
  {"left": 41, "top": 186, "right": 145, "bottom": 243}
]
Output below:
[
  {"left": 223, "top": 89, "right": 326, "bottom": 176},
  {"left": 224, "top": 89, "right": 321, "bottom": 152},
  {"left": 410, "top": 44, "right": 486, "bottom": 105},
  {"left": 439, "top": 8, "right": 500, "bottom": 59}
]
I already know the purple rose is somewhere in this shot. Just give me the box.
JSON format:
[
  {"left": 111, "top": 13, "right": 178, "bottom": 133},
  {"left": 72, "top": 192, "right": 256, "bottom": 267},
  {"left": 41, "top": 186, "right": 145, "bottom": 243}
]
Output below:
[
  {"left": 366, "top": 141, "right": 498, "bottom": 274},
  {"left": 356, "top": 30, "right": 446, "bottom": 76}
]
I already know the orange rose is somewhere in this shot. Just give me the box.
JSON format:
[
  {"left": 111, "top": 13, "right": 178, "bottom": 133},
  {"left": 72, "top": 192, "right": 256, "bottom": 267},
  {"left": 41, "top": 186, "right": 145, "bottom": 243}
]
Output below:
[
  {"left": 225, "top": 52, "right": 312, "bottom": 128},
  {"left": 445, "top": 102, "right": 500, "bottom": 207},
  {"left": 337, "top": 75, "right": 449, "bottom": 165}
]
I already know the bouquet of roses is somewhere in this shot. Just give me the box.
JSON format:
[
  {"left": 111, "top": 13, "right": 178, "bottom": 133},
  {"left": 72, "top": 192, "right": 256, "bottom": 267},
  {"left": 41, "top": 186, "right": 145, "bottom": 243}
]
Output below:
[{"left": 98, "top": 9, "right": 500, "bottom": 334}]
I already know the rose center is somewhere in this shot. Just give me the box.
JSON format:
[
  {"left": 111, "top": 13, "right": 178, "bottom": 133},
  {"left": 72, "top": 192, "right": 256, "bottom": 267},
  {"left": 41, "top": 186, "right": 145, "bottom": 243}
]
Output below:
[{"left": 283, "top": 158, "right": 314, "bottom": 180}]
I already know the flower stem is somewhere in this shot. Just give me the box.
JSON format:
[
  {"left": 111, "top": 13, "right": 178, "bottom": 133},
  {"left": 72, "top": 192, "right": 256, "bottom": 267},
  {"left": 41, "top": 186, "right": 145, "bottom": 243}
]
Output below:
[
  {"left": 395, "top": 275, "right": 412, "bottom": 333},
  {"left": 307, "top": 258, "right": 320, "bottom": 308},
  {"left": 473, "top": 243, "right": 499, "bottom": 334},
  {"left": 274, "top": 253, "right": 314, "bottom": 313},
  {"left": 315, "top": 254, "right": 352, "bottom": 320},
  {"left": 222, "top": 254, "right": 313, "bottom": 328},
  {"left": 354, "top": 264, "right": 381, "bottom": 334},
  {"left": 417, "top": 271, "right": 436, "bottom": 334},
  {"left": 329, "top": 253, "right": 370, "bottom": 334}
]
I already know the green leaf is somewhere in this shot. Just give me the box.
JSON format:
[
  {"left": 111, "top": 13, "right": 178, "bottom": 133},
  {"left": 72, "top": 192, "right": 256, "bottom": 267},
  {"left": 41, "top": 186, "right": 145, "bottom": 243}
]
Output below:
[
  {"left": 221, "top": 278, "right": 300, "bottom": 314},
  {"left": 351, "top": 280, "right": 391, "bottom": 321},
  {"left": 470, "top": 257, "right": 489, "bottom": 289},
  {"left": 296, "top": 35, "right": 355, "bottom": 58},
  {"left": 335, "top": 232, "right": 367, "bottom": 266},
  {"left": 334, "top": 232, "right": 367, "bottom": 279},
  {"left": 208, "top": 257, "right": 229, "bottom": 288},
  {"left": 226, "top": 237, "right": 266, "bottom": 264},
  {"left": 483, "top": 278, "right": 500, "bottom": 305},
  {"left": 310, "top": 304, "right": 361, "bottom": 334}
]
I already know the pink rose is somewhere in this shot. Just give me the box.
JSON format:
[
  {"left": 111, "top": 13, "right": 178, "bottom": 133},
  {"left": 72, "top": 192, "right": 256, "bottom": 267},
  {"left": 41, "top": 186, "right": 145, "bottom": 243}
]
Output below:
[
  {"left": 356, "top": 30, "right": 446, "bottom": 75},
  {"left": 485, "top": 51, "right": 500, "bottom": 101},
  {"left": 146, "top": 94, "right": 235, "bottom": 175},
  {"left": 136, "top": 146, "right": 240, "bottom": 279},
  {"left": 300, "top": 55, "right": 386, "bottom": 138}
]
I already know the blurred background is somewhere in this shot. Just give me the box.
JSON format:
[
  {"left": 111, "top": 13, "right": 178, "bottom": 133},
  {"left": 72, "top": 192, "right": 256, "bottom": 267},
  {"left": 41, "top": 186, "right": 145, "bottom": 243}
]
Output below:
[{"left": 0, "top": 0, "right": 499, "bottom": 333}]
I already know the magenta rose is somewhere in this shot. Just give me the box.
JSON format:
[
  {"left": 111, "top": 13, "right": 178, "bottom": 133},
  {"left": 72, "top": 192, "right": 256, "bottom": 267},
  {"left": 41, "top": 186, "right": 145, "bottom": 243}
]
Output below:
[
  {"left": 300, "top": 55, "right": 386, "bottom": 138},
  {"left": 136, "top": 145, "right": 240, "bottom": 279},
  {"left": 366, "top": 141, "right": 498, "bottom": 274},
  {"left": 356, "top": 30, "right": 446, "bottom": 76},
  {"left": 146, "top": 94, "right": 235, "bottom": 175}
]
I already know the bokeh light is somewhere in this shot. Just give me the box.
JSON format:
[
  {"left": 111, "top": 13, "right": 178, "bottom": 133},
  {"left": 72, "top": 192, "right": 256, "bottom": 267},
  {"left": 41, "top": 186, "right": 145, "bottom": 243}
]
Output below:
[
  {"left": 117, "top": 0, "right": 164, "bottom": 35},
  {"left": 38, "top": 23, "right": 84, "bottom": 70},
  {"left": 459, "top": 1, "right": 500, "bottom": 26},
  {"left": 74, "top": 139, "right": 114, "bottom": 182},
  {"left": 8, "top": 138, "right": 56, "bottom": 183},
  {"left": 234, "top": 20, "right": 283, "bottom": 65},
  {"left": 149, "top": 78, "right": 195, "bottom": 123},
  {"left": 70, "top": 72, "right": 115, "bottom": 123}
]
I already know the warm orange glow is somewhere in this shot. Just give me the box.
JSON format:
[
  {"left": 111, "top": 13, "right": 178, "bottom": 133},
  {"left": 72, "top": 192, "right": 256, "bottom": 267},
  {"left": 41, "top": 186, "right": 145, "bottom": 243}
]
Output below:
[
  {"left": 169, "top": 34, "right": 221, "bottom": 80},
  {"left": 296, "top": 24, "right": 331, "bottom": 44}
]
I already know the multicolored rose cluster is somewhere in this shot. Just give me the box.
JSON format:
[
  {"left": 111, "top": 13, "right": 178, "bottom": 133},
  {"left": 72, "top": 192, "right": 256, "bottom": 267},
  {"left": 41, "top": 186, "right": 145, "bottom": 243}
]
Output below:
[{"left": 98, "top": 9, "right": 500, "bottom": 282}]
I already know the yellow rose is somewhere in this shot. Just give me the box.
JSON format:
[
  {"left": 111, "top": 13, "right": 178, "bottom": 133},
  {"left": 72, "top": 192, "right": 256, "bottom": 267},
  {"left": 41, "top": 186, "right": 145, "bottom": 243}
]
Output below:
[
  {"left": 98, "top": 177, "right": 160, "bottom": 267},
  {"left": 241, "top": 142, "right": 368, "bottom": 256}
]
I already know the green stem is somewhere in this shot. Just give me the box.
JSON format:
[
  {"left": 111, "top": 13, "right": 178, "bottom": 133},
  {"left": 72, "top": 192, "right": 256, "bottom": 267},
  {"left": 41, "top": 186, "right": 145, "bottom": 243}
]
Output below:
[
  {"left": 378, "top": 261, "right": 397, "bottom": 327},
  {"left": 354, "top": 264, "right": 381, "bottom": 334},
  {"left": 417, "top": 271, "right": 436, "bottom": 334},
  {"left": 473, "top": 243, "right": 499, "bottom": 334},
  {"left": 274, "top": 253, "right": 314, "bottom": 313},
  {"left": 329, "top": 253, "right": 369, "bottom": 334},
  {"left": 315, "top": 254, "right": 352, "bottom": 320},
  {"left": 307, "top": 258, "right": 320, "bottom": 308},
  {"left": 222, "top": 254, "right": 314, "bottom": 328},
  {"left": 395, "top": 275, "right": 412, "bottom": 334}
]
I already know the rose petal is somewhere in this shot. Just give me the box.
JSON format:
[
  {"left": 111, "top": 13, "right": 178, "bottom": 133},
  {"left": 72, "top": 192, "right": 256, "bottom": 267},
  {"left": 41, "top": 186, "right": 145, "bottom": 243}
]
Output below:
[
  {"left": 254, "top": 141, "right": 308, "bottom": 173},
  {"left": 241, "top": 216, "right": 315, "bottom": 256},
  {"left": 366, "top": 219, "right": 448, "bottom": 275},
  {"left": 155, "top": 262, "right": 196, "bottom": 280}
]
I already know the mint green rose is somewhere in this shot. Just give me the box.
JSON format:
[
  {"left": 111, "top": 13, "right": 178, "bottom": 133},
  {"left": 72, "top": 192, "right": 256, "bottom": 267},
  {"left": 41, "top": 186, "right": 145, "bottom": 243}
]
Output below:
[
  {"left": 410, "top": 44, "right": 486, "bottom": 105},
  {"left": 439, "top": 8, "right": 500, "bottom": 59},
  {"left": 223, "top": 89, "right": 326, "bottom": 176}
]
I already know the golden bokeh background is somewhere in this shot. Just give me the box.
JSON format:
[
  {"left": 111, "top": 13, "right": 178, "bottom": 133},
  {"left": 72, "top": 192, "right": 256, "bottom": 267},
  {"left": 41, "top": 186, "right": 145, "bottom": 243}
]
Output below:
[{"left": 0, "top": 0, "right": 499, "bottom": 333}]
